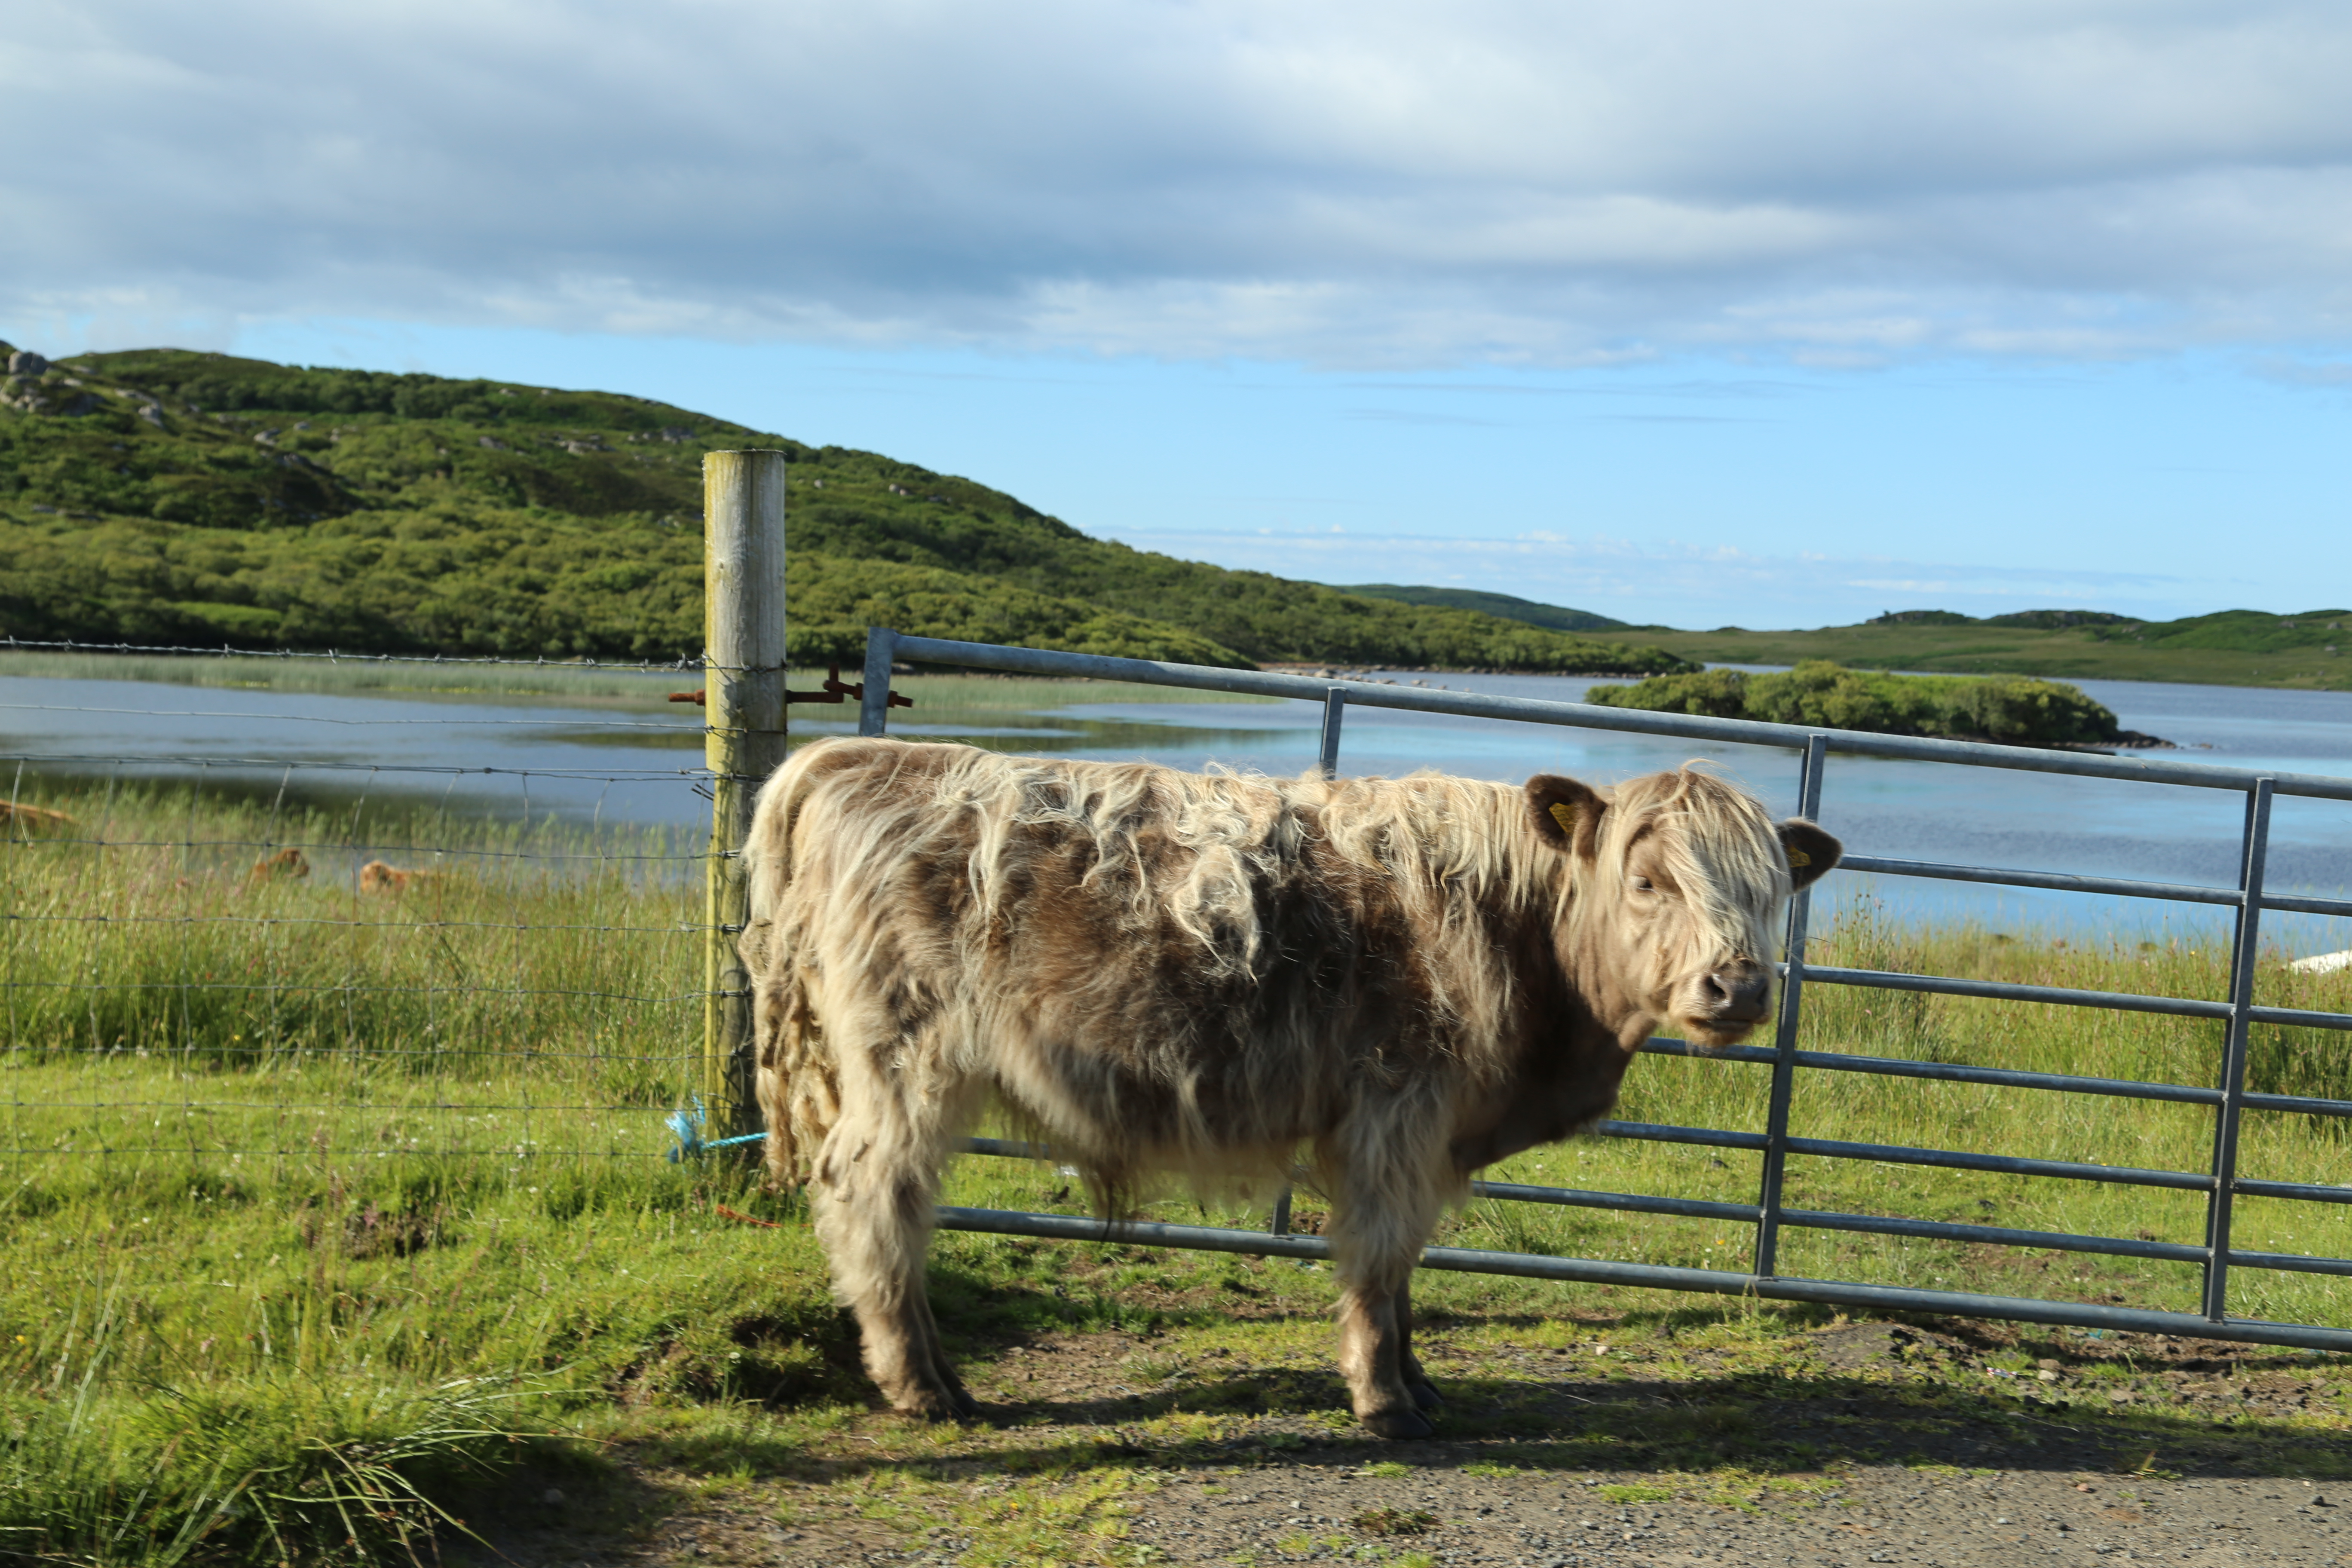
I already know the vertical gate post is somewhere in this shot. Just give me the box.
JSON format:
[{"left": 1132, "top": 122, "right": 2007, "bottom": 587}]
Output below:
[
  {"left": 1753, "top": 732, "right": 1829, "bottom": 1279},
  {"left": 1318, "top": 688, "right": 1346, "bottom": 778},
  {"left": 858, "top": 626, "right": 898, "bottom": 737},
  {"left": 2203, "top": 776, "right": 2275, "bottom": 1320},
  {"left": 703, "top": 450, "right": 790, "bottom": 1134},
  {"left": 1265, "top": 686, "right": 1349, "bottom": 1234}
]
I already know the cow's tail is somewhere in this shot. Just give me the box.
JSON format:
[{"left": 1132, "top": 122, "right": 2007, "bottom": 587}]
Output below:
[{"left": 738, "top": 743, "right": 843, "bottom": 1188}]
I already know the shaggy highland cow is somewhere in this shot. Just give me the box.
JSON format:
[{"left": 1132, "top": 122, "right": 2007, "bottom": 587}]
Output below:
[{"left": 741, "top": 737, "right": 1839, "bottom": 1438}]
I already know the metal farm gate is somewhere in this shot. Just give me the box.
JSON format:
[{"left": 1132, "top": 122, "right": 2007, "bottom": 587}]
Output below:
[{"left": 829, "top": 625, "right": 2352, "bottom": 1354}]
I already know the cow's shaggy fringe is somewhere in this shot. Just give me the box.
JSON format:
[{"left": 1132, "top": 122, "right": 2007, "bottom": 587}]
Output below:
[{"left": 740, "top": 737, "right": 1822, "bottom": 1432}]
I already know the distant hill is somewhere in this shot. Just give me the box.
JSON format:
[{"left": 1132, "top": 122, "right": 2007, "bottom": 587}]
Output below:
[
  {"left": 1638, "top": 608, "right": 2352, "bottom": 691},
  {"left": 1340, "top": 584, "right": 1633, "bottom": 634},
  {"left": 0, "top": 343, "right": 1695, "bottom": 677}
]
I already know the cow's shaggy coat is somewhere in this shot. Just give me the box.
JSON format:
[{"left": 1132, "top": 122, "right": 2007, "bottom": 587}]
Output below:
[{"left": 741, "top": 737, "right": 1838, "bottom": 1436}]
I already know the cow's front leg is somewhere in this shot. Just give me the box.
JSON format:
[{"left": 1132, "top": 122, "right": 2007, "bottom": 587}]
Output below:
[
  {"left": 1324, "top": 1136, "right": 1445, "bottom": 1439},
  {"left": 1335, "top": 1278, "right": 1433, "bottom": 1439}
]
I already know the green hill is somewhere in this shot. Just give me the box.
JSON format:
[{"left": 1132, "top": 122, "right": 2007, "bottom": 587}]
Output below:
[
  {"left": 1636, "top": 609, "right": 2352, "bottom": 692},
  {"left": 1338, "top": 583, "right": 1633, "bottom": 633},
  {"left": 0, "top": 345, "right": 1694, "bottom": 676}
]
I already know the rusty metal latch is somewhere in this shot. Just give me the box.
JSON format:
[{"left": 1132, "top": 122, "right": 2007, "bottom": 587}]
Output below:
[{"left": 668, "top": 665, "right": 911, "bottom": 710}]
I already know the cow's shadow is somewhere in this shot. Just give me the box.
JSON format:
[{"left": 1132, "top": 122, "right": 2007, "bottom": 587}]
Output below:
[
  {"left": 876, "top": 1290, "right": 2352, "bottom": 1487},
  {"left": 808, "top": 1360, "right": 2352, "bottom": 1488}
]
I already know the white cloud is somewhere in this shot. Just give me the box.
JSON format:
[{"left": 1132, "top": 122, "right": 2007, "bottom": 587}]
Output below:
[{"left": 6, "top": 0, "right": 2352, "bottom": 364}]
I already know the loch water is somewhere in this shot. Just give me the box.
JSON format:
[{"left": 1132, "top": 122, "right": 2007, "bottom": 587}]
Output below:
[{"left": 5, "top": 667, "right": 2352, "bottom": 949}]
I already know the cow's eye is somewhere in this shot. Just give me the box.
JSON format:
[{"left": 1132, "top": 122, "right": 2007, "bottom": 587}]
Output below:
[{"left": 1630, "top": 876, "right": 1655, "bottom": 893}]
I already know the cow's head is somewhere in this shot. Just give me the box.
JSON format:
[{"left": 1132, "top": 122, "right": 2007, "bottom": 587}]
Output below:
[{"left": 1528, "top": 766, "right": 1840, "bottom": 1048}]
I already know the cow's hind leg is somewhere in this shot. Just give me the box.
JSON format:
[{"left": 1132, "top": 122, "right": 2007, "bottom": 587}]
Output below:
[
  {"left": 1322, "top": 1127, "right": 1447, "bottom": 1440},
  {"left": 809, "top": 1043, "right": 982, "bottom": 1422}
]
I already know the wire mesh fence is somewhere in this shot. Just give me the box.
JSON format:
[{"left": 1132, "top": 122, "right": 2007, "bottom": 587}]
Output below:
[{"left": 1, "top": 643, "right": 714, "bottom": 1172}]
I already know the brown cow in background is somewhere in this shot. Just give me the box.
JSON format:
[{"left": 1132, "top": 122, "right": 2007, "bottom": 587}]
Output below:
[
  {"left": 359, "top": 860, "right": 439, "bottom": 894},
  {"left": 741, "top": 737, "right": 1839, "bottom": 1437}
]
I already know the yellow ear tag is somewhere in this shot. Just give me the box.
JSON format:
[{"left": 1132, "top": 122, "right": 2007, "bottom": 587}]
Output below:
[
  {"left": 1786, "top": 848, "right": 1812, "bottom": 868},
  {"left": 1547, "top": 802, "right": 1578, "bottom": 836}
]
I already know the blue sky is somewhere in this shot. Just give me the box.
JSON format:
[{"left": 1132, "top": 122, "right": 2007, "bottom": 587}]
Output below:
[{"left": 7, "top": 0, "right": 2350, "bottom": 628}]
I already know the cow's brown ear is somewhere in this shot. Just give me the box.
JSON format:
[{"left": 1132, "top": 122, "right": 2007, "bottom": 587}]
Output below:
[
  {"left": 1779, "top": 819, "right": 1842, "bottom": 891},
  {"left": 1525, "top": 775, "right": 1606, "bottom": 861}
]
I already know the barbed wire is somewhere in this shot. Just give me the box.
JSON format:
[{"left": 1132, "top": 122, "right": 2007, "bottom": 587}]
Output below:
[
  {"left": 0, "top": 636, "right": 816, "bottom": 676},
  {"left": 13, "top": 1147, "right": 702, "bottom": 1160},
  {"left": 6, "top": 913, "right": 717, "bottom": 934},
  {"left": 22, "top": 1101, "right": 686, "bottom": 1113},
  {"left": 2, "top": 635, "right": 707, "bottom": 672},
  {"left": 3, "top": 752, "right": 712, "bottom": 779},
  {"left": 1, "top": 702, "right": 708, "bottom": 732},
  {"left": 1, "top": 833, "right": 709, "bottom": 861},
  {"left": 4, "top": 980, "right": 703, "bottom": 1002},
  {"left": 17, "top": 1045, "right": 692, "bottom": 1065}
]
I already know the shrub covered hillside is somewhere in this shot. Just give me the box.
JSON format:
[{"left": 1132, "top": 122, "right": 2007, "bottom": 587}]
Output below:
[
  {"left": 1585, "top": 661, "right": 2132, "bottom": 747},
  {"left": 0, "top": 345, "right": 1695, "bottom": 674}
]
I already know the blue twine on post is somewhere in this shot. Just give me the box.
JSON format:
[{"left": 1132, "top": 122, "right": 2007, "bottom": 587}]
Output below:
[{"left": 664, "top": 1095, "right": 766, "bottom": 1162}]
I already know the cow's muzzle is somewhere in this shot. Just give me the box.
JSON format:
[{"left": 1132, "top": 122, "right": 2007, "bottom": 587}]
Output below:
[{"left": 1685, "top": 963, "right": 1773, "bottom": 1040}]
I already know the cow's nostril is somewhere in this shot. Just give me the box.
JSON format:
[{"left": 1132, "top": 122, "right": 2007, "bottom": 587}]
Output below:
[{"left": 1706, "top": 968, "right": 1770, "bottom": 1018}]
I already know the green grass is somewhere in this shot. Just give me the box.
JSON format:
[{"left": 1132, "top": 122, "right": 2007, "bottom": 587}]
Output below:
[{"left": 5, "top": 778, "right": 2352, "bottom": 1562}]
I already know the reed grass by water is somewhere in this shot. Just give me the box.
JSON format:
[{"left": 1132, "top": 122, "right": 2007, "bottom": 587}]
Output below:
[{"left": 0, "top": 650, "right": 1276, "bottom": 710}]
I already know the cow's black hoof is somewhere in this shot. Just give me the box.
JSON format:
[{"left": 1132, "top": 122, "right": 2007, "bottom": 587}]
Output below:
[
  {"left": 1408, "top": 1381, "right": 1445, "bottom": 1411},
  {"left": 894, "top": 1385, "right": 982, "bottom": 1423},
  {"left": 1361, "top": 1407, "right": 1436, "bottom": 1440}
]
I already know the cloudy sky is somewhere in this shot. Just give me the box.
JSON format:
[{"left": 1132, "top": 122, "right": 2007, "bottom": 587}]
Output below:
[{"left": 7, "top": 0, "right": 2349, "bottom": 625}]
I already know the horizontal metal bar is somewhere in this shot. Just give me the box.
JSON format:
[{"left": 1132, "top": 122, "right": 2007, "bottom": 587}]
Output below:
[
  {"left": 930, "top": 1206, "right": 2352, "bottom": 1352},
  {"left": 1634, "top": 1037, "right": 1778, "bottom": 1065},
  {"left": 1778, "top": 1207, "right": 2209, "bottom": 1264},
  {"left": 1596, "top": 1120, "right": 1770, "bottom": 1152},
  {"left": 2233, "top": 1177, "right": 2352, "bottom": 1205},
  {"left": 940, "top": 1204, "right": 1330, "bottom": 1259},
  {"left": 2227, "top": 1249, "right": 2352, "bottom": 1278},
  {"left": 2263, "top": 892, "right": 2352, "bottom": 919},
  {"left": 1470, "top": 1181, "right": 1760, "bottom": 1224},
  {"left": 962, "top": 1136, "right": 1057, "bottom": 1161},
  {"left": 2246, "top": 1004, "right": 2352, "bottom": 1033},
  {"left": 1800, "top": 965, "right": 2234, "bottom": 1020},
  {"left": 886, "top": 634, "right": 2352, "bottom": 802},
  {"left": 2241, "top": 1090, "right": 2352, "bottom": 1118},
  {"left": 1783, "top": 1135, "right": 2214, "bottom": 1191},
  {"left": 1788, "top": 1049, "right": 2224, "bottom": 1106},
  {"left": 1838, "top": 854, "right": 2242, "bottom": 908}
]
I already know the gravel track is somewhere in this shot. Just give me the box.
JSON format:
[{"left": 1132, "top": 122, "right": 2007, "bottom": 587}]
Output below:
[{"left": 467, "top": 1316, "right": 2352, "bottom": 1568}]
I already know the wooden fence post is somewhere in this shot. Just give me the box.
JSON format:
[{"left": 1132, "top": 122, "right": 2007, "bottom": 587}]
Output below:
[{"left": 703, "top": 449, "right": 790, "bottom": 1134}]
